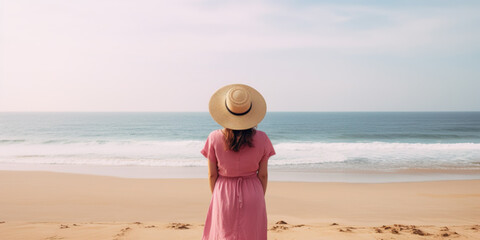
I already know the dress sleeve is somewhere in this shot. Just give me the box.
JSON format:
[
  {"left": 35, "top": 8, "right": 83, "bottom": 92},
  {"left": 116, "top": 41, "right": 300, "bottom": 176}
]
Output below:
[
  {"left": 261, "top": 133, "right": 276, "bottom": 162},
  {"left": 201, "top": 131, "right": 217, "bottom": 163}
]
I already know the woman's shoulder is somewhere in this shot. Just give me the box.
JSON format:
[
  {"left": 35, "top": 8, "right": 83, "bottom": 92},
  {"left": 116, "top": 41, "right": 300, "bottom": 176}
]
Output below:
[
  {"left": 255, "top": 130, "right": 269, "bottom": 139},
  {"left": 208, "top": 129, "right": 224, "bottom": 139}
]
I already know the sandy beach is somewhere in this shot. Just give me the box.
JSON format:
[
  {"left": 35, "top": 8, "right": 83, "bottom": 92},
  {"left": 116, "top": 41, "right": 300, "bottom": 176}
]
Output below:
[{"left": 1, "top": 170, "right": 479, "bottom": 240}]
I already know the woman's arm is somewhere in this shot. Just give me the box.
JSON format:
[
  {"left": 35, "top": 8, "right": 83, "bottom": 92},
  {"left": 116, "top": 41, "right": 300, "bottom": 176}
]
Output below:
[
  {"left": 208, "top": 159, "right": 218, "bottom": 193},
  {"left": 257, "top": 159, "right": 268, "bottom": 195}
]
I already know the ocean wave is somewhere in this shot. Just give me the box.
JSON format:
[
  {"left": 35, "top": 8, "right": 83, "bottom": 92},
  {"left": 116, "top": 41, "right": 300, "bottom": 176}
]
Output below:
[
  {"left": 443, "top": 126, "right": 480, "bottom": 132},
  {"left": 269, "top": 142, "right": 480, "bottom": 167},
  {"left": 0, "top": 140, "right": 480, "bottom": 168},
  {"left": 337, "top": 133, "right": 479, "bottom": 140}
]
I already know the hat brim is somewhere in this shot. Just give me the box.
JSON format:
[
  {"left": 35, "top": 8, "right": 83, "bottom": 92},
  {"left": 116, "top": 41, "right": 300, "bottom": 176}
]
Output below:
[{"left": 209, "top": 84, "right": 267, "bottom": 130}]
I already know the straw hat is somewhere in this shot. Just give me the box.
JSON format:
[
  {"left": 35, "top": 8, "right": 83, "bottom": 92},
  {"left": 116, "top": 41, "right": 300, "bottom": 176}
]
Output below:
[{"left": 208, "top": 84, "right": 267, "bottom": 130}]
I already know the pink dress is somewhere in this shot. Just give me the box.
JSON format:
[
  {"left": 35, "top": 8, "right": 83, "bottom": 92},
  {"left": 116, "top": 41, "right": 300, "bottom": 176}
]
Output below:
[{"left": 201, "top": 129, "right": 276, "bottom": 240}]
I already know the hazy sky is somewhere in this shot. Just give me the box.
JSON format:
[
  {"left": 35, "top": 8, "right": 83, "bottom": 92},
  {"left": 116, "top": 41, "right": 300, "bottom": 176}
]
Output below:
[{"left": 1, "top": 0, "right": 479, "bottom": 112}]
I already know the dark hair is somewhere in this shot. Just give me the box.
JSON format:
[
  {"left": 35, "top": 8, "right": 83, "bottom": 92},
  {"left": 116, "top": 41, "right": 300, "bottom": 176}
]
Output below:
[{"left": 223, "top": 128, "right": 256, "bottom": 152}]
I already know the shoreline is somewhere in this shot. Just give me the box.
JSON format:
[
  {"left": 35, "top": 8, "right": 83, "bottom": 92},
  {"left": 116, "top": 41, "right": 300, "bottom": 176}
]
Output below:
[
  {"left": 1, "top": 163, "right": 479, "bottom": 183},
  {"left": 1, "top": 170, "right": 479, "bottom": 239}
]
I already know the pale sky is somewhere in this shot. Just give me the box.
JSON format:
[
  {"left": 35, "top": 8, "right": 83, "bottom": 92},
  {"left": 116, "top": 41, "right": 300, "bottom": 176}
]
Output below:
[{"left": 1, "top": 0, "right": 479, "bottom": 112}]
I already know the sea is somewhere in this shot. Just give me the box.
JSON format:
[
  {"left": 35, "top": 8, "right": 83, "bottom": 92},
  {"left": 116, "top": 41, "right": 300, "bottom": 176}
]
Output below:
[{"left": 1, "top": 112, "right": 480, "bottom": 182}]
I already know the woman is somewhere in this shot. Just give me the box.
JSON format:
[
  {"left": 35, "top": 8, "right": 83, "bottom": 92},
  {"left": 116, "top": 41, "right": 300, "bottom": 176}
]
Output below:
[{"left": 201, "top": 84, "right": 276, "bottom": 240}]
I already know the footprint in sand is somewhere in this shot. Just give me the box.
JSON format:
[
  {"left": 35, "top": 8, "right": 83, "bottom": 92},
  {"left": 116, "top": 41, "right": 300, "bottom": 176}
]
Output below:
[
  {"left": 270, "top": 225, "right": 289, "bottom": 231},
  {"left": 394, "top": 224, "right": 417, "bottom": 231},
  {"left": 411, "top": 228, "right": 431, "bottom": 236},
  {"left": 269, "top": 220, "right": 305, "bottom": 231},
  {"left": 167, "top": 223, "right": 190, "bottom": 230},
  {"left": 269, "top": 220, "right": 290, "bottom": 232},
  {"left": 113, "top": 227, "right": 132, "bottom": 240},
  {"left": 437, "top": 228, "right": 459, "bottom": 237},
  {"left": 338, "top": 226, "right": 355, "bottom": 233},
  {"left": 380, "top": 224, "right": 414, "bottom": 234},
  {"left": 59, "top": 224, "right": 69, "bottom": 229}
]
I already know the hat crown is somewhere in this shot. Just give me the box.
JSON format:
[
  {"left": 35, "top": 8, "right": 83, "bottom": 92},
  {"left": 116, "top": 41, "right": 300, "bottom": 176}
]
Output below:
[
  {"left": 208, "top": 83, "right": 266, "bottom": 130},
  {"left": 226, "top": 87, "right": 251, "bottom": 115}
]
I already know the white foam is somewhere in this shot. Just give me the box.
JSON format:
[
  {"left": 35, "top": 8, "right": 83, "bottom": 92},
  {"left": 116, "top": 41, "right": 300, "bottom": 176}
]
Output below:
[
  {"left": 1, "top": 141, "right": 479, "bottom": 168},
  {"left": 0, "top": 140, "right": 206, "bottom": 166},
  {"left": 271, "top": 142, "right": 480, "bottom": 167}
]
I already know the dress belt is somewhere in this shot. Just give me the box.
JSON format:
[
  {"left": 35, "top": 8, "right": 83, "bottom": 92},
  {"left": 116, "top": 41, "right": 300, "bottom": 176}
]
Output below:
[
  {"left": 220, "top": 173, "right": 257, "bottom": 209},
  {"left": 236, "top": 177, "right": 243, "bottom": 209}
]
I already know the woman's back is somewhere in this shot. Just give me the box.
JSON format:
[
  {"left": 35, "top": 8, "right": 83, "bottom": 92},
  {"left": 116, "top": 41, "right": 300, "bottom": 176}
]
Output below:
[{"left": 201, "top": 129, "right": 275, "bottom": 177}]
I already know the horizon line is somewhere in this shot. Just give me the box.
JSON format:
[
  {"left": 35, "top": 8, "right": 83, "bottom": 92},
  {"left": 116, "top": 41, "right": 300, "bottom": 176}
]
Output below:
[{"left": 1, "top": 110, "right": 480, "bottom": 113}]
